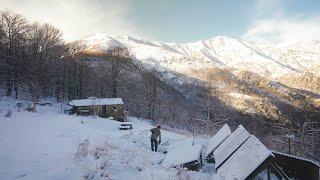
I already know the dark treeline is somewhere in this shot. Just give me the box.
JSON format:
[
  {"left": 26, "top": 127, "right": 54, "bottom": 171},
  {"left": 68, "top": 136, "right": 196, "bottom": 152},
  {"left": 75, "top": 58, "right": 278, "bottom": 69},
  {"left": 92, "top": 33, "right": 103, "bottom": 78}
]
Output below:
[
  {"left": 0, "top": 10, "right": 67, "bottom": 111},
  {"left": 0, "top": 11, "right": 319, "bottom": 161}
]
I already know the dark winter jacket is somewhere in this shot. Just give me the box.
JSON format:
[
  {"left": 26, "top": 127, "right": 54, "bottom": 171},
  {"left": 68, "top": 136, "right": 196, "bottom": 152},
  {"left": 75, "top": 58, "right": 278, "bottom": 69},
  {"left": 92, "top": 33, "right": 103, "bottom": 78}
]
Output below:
[{"left": 150, "top": 128, "right": 161, "bottom": 141}]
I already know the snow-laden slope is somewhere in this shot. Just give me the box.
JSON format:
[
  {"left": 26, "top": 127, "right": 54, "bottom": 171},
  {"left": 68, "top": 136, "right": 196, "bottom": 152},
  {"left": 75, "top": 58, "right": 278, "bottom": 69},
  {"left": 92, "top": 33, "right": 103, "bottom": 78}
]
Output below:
[
  {"left": 0, "top": 99, "right": 211, "bottom": 180},
  {"left": 79, "top": 34, "right": 320, "bottom": 79}
]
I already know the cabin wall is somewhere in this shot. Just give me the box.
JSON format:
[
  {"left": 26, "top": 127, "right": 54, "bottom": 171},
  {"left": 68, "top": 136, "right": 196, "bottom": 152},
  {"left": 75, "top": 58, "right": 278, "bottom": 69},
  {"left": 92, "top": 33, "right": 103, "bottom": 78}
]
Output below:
[
  {"left": 273, "top": 153, "right": 320, "bottom": 180},
  {"left": 247, "top": 157, "right": 289, "bottom": 180},
  {"left": 105, "top": 104, "right": 125, "bottom": 121},
  {"left": 75, "top": 106, "right": 103, "bottom": 116},
  {"left": 72, "top": 104, "right": 125, "bottom": 121}
]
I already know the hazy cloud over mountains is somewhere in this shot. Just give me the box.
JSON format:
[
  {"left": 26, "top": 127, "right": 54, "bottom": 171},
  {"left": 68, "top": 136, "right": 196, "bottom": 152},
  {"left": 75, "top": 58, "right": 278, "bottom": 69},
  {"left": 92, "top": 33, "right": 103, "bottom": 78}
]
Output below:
[{"left": 0, "top": 0, "right": 146, "bottom": 41}]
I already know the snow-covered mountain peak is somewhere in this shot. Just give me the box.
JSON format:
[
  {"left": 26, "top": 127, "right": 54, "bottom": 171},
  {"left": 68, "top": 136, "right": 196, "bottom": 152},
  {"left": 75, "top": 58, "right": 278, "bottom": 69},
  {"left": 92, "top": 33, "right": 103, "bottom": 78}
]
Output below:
[
  {"left": 79, "top": 34, "right": 320, "bottom": 79},
  {"left": 207, "top": 35, "right": 237, "bottom": 43},
  {"left": 285, "top": 40, "right": 320, "bottom": 52},
  {"left": 82, "top": 33, "right": 125, "bottom": 49}
]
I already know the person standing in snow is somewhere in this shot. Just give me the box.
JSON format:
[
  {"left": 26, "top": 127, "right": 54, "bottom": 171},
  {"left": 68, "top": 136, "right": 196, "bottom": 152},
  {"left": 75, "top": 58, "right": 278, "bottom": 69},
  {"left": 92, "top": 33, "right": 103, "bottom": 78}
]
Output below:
[{"left": 150, "top": 126, "right": 161, "bottom": 152}]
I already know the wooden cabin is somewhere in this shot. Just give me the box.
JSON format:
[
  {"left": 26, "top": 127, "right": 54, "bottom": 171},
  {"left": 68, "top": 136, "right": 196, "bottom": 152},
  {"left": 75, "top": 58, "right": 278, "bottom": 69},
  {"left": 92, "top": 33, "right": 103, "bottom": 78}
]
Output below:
[
  {"left": 69, "top": 97, "right": 126, "bottom": 121},
  {"left": 272, "top": 151, "right": 320, "bottom": 180}
]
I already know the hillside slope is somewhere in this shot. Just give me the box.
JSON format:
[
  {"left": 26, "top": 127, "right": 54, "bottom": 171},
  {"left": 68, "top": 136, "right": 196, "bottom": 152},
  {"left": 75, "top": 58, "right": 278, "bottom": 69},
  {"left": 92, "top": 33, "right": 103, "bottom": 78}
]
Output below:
[{"left": 0, "top": 99, "right": 209, "bottom": 180}]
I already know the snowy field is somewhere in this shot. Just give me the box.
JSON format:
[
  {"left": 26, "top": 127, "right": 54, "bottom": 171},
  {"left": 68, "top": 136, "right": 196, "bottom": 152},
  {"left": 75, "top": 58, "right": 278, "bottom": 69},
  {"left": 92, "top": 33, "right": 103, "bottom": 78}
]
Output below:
[{"left": 0, "top": 98, "right": 213, "bottom": 180}]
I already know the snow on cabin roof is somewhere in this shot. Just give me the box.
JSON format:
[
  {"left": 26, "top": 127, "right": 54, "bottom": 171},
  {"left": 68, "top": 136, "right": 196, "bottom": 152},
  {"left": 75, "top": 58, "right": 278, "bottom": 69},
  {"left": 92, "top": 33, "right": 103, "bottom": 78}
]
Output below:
[
  {"left": 272, "top": 151, "right": 320, "bottom": 167},
  {"left": 214, "top": 125, "right": 250, "bottom": 169},
  {"left": 69, "top": 98, "right": 123, "bottom": 106},
  {"left": 217, "top": 136, "right": 272, "bottom": 180},
  {"left": 205, "top": 124, "right": 231, "bottom": 158},
  {"left": 162, "top": 139, "right": 202, "bottom": 168}
]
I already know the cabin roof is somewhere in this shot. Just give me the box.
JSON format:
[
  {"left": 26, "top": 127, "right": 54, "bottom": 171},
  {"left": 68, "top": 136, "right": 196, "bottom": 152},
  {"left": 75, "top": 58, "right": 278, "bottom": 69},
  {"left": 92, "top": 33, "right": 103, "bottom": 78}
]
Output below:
[
  {"left": 69, "top": 97, "right": 123, "bottom": 106},
  {"left": 205, "top": 124, "right": 231, "bottom": 158},
  {"left": 272, "top": 151, "right": 320, "bottom": 167},
  {"left": 214, "top": 125, "right": 250, "bottom": 169},
  {"left": 162, "top": 139, "right": 202, "bottom": 167},
  {"left": 216, "top": 135, "right": 272, "bottom": 179}
]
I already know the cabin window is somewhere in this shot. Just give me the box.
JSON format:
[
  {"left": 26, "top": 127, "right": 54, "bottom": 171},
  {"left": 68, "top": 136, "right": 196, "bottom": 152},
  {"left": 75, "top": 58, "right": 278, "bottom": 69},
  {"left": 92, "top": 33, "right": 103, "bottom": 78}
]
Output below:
[{"left": 113, "top": 106, "right": 118, "bottom": 112}]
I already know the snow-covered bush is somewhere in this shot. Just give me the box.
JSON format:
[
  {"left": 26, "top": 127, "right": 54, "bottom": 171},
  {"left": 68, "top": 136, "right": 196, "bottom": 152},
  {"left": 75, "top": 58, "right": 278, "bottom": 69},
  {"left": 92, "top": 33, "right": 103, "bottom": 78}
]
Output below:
[
  {"left": 83, "top": 170, "right": 98, "bottom": 180},
  {"left": 90, "top": 141, "right": 118, "bottom": 180},
  {"left": 92, "top": 141, "right": 118, "bottom": 160},
  {"left": 74, "top": 138, "right": 90, "bottom": 159},
  {"left": 97, "top": 159, "right": 113, "bottom": 179},
  {"left": 5, "top": 109, "right": 12, "bottom": 118},
  {"left": 177, "top": 166, "right": 190, "bottom": 180}
]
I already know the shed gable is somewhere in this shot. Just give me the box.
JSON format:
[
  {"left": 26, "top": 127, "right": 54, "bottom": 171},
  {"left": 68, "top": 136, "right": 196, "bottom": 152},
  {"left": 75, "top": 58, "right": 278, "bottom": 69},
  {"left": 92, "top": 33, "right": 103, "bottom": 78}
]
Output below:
[
  {"left": 205, "top": 124, "right": 231, "bottom": 158},
  {"left": 214, "top": 125, "right": 250, "bottom": 169}
]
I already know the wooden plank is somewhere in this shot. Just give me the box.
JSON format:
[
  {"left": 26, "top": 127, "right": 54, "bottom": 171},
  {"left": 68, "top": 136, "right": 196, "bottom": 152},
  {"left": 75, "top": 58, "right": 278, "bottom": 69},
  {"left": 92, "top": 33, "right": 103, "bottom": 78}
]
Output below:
[
  {"left": 120, "top": 122, "right": 132, "bottom": 124},
  {"left": 120, "top": 124, "right": 132, "bottom": 126},
  {"left": 119, "top": 126, "right": 133, "bottom": 130}
]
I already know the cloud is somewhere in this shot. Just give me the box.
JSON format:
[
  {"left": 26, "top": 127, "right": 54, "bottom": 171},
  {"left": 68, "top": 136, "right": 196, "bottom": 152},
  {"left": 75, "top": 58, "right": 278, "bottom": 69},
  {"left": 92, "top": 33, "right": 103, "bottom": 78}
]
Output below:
[
  {"left": 242, "top": 16, "right": 320, "bottom": 45},
  {"left": 0, "top": 0, "right": 146, "bottom": 41},
  {"left": 243, "top": 1, "right": 320, "bottom": 45},
  {"left": 254, "top": 0, "right": 284, "bottom": 17}
]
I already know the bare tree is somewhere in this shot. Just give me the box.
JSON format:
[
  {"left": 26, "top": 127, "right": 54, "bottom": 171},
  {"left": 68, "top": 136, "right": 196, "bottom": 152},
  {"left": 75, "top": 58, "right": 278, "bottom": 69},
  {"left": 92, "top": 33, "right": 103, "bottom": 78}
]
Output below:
[
  {"left": 0, "top": 10, "right": 29, "bottom": 98},
  {"left": 106, "top": 46, "right": 129, "bottom": 98},
  {"left": 24, "top": 23, "right": 64, "bottom": 111},
  {"left": 267, "top": 116, "right": 320, "bottom": 160},
  {"left": 296, "top": 120, "right": 320, "bottom": 159},
  {"left": 190, "top": 70, "right": 233, "bottom": 135},
  {"left": 143, "top": 68, "right": 158, "bottom": 120}
]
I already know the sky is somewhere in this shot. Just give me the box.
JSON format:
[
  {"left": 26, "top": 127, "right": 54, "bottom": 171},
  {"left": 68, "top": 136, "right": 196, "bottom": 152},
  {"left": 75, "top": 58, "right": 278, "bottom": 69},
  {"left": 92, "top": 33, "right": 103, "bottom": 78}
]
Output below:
[{"left": 1, "top": 0, "right": 320, "bottom": 45}]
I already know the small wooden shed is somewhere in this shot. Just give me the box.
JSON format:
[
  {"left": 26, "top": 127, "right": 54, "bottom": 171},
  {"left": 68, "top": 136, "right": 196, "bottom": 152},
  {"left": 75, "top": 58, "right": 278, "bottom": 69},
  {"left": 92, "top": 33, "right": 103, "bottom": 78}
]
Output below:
[
  {"left": 272, "top": 151, "right": 319, "bottom": 180},
  {"left": 69, "top": 97, "right": 126, "bottom": 121},
  {"left": 213, "top": 125, "right": 289, "bottom": 180}
]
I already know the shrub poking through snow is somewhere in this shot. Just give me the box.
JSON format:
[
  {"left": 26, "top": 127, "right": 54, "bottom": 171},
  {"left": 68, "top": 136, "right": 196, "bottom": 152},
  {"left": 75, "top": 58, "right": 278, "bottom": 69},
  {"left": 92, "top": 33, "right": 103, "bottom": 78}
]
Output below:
[
  {"left": 90, "top": 142, "right": 117, "bottom": 180},
  {"left": 75, "top": 138, "right": 90, "bottom": 159},
  {"left": 5, "top": 109, "right": 12, "bottom": 118},
  {"left": 176, "top": 166, "right": 191, "bottom": 180},
  {"left": 97, "top": 159, "right": 113, "bottom": 179},
  {"left": 92, "top": 141, "right": 118, "bottom": 160},
  {"left": 93, "top": 147, "right": 107, "bottom": 160},
  {"left": 137, "top": 166, "right": 143, "bottom": 172},
  {"left": 83, "top": 170, "right": 97, "bottom": 180}
]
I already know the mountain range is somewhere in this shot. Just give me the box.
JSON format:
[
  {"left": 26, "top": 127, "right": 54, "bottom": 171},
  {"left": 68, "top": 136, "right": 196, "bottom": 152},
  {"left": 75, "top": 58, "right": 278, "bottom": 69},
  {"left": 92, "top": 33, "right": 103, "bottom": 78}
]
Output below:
[
  {"left": 80, "top": 34, "right": 320, "bottom": 78},
  {"left": 76, "top": 34, "right": 320, "bottom": 122}
]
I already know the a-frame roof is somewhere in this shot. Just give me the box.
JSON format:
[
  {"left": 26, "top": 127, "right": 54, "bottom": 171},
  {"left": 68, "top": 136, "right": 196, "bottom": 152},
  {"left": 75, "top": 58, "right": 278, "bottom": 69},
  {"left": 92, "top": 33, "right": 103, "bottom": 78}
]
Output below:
[
  {"left": 205, "top": 124, "right": 231, "bottom": 158},
  {"left": 216, "top": 135, "right": 272, "bottom": 179},
  {"left": 214, "top": 125, "right": 250, "bottom": 169}
]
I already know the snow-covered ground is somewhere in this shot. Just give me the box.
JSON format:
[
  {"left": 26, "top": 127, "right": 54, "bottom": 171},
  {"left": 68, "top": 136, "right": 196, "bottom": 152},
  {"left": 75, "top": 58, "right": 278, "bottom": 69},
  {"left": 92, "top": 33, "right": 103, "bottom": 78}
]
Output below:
[{"left": 0, "top": 98, "right": 212, "bottom": 180}]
